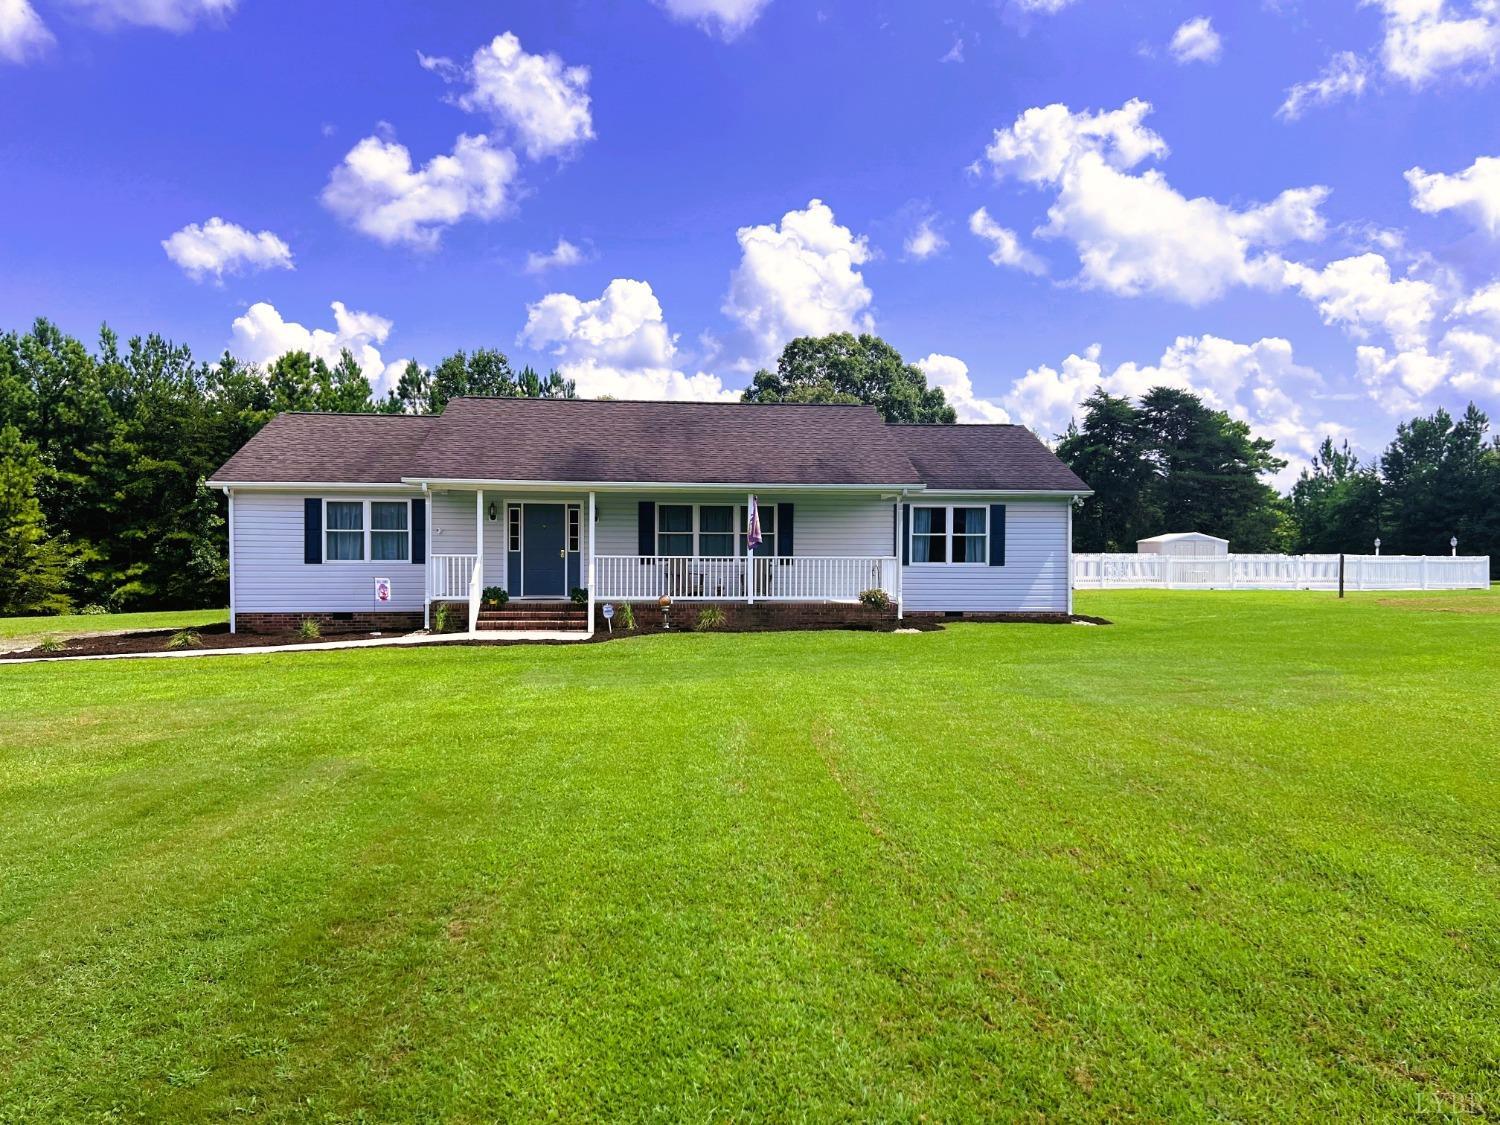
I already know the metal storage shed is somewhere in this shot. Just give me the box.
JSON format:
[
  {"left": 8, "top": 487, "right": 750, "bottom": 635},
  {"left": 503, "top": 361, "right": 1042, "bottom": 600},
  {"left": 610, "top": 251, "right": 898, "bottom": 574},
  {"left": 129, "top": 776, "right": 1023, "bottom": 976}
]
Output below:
[{"left": 1136, "top": 532, "right": 1230, "bottom": 557}]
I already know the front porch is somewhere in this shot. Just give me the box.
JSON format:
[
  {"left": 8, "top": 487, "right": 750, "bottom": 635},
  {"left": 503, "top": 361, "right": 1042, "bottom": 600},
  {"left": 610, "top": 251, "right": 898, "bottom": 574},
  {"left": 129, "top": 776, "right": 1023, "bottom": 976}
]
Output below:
[{"left": 420, "top": 486, "right": 904, "bottom": 634}]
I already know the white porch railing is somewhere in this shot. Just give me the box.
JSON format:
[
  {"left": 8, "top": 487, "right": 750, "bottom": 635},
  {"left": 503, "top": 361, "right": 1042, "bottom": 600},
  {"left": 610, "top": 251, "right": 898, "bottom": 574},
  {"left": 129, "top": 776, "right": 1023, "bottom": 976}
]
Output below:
[
  {"left": 428, "top": 553, "right": 483, "bottom": 631},
  {"left": 428, "top": 554, "right": 478, "bottom": 600},
  {"left": 1073, "top": 553, "right": 1491, "bottom": 591},
  {"left": 594, "top": 555, "right": 898, "bottom": 602}
]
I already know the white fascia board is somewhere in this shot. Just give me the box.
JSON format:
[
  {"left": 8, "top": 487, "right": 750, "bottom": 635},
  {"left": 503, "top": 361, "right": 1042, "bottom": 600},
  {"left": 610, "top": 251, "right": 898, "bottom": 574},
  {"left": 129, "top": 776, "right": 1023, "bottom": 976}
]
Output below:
[
  {"left": 207, "top": 480, "right": 420, "bottom": 493},
  {"left": 401, "top": 477, "right": 928, "bottom": 493}
]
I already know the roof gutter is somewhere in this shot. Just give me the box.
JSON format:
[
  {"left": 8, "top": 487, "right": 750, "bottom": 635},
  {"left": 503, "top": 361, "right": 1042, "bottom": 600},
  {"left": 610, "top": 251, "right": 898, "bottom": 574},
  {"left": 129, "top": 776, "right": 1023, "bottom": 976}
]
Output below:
[{"left": 398, "top": 477, "right": 929, "bottom": 493}]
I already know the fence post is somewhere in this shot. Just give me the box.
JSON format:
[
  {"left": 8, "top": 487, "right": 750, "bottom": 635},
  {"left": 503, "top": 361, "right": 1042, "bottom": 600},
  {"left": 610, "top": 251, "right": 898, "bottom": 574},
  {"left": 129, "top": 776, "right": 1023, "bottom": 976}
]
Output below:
[{"left": 1421, "top": 556, "right": 1429, "bottom": 590}]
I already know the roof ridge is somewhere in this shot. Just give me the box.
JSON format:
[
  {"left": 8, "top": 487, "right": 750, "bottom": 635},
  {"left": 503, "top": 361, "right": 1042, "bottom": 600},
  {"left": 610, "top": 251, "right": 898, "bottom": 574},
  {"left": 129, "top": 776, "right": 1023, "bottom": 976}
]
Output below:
[{"left": 444, "top": 396, "right": 879, "bottom": 408}]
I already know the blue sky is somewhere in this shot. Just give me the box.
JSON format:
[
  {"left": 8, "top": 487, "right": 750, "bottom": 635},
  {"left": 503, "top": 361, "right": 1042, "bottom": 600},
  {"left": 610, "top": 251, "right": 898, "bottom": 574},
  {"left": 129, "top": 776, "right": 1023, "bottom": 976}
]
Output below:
[{"left": 3, "top": 0, "right": 1499, "bottom": 483}]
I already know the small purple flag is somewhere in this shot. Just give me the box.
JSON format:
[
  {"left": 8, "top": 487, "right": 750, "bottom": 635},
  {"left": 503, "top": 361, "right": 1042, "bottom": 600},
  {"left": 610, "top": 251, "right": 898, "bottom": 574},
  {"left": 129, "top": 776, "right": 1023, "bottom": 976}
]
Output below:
[{"left": 746, "top": 495, "right": 763, "bottom": 552}]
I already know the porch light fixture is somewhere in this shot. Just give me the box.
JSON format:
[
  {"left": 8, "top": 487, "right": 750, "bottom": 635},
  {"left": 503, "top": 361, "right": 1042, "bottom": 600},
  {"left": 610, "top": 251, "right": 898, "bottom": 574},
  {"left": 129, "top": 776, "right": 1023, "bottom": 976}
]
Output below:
[{"left": 488, "top": 502, "right": 498, "bottom": 521}]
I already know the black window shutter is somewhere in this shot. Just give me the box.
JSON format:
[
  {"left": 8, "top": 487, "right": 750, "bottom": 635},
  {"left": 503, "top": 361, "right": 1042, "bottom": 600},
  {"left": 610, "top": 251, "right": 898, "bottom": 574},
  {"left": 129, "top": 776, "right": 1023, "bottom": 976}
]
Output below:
[
  {"left": 638, "top": 501, "right": 656, "bottom": 557},
  {"left": 411, "top": 498, "right": 426, "bottom": 564},
  {"left": 776, "top": 503, "right": 794, "bottom": 557},
  {"left": 989, "top": 504, "right": 1007, "bottom": 567},
  {"left": 901, "top": 504, "right": 910, "bottom": 566},
  {"left": 304, "top": 499, "right": 322, "bottom": 564}
]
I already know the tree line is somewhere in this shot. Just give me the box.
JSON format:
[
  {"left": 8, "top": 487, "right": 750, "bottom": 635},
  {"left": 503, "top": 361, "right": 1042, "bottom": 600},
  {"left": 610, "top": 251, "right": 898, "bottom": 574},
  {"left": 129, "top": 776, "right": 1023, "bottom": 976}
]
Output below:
[
  {"left": 1060, "top": 387, "right": 1500, "bottom": 561},
  {"left": 0, "top": 319, "right": 574, "bottom": 616},
  {"left": 0, "top": 323, "right": 1494, "bottom": 616}
]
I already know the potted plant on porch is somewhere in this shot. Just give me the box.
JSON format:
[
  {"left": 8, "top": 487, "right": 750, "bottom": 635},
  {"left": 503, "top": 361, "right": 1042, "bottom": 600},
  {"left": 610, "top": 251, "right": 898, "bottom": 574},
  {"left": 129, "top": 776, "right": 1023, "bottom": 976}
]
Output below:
[{"left": 482, "top": 587, "right": 509, "bottom": 611}]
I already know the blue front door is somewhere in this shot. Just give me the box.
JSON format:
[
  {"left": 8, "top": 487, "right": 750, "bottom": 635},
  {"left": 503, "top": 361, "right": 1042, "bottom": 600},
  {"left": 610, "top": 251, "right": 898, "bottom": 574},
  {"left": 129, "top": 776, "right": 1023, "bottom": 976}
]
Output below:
[{"left": 523, "top": 504, "right": 566, "bottom": 597}]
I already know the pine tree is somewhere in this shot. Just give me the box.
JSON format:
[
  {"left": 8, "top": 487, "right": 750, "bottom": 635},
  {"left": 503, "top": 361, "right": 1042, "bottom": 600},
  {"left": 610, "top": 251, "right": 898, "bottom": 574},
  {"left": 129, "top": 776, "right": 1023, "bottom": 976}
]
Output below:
[{"left": 0, "top": 425, "right": 72, "bottom": 615}]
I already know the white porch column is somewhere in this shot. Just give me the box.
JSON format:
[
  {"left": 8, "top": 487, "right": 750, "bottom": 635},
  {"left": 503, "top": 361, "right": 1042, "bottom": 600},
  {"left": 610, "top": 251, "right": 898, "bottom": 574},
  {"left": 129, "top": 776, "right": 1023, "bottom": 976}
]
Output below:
[
  {"left": 746, "top": 493, "right": 755, "bottom": 605},
  {"left": 894, "top": 496, "right": 904, "bottom": 621},
  {"left": 473, "top": 489, "right": 485, "bottom": 633},
  {"left": 422, "top": 484, "right": 432, "bottom": 629},
  {"left": 587, "top": 491, "right": 597, "bottom": 638}
]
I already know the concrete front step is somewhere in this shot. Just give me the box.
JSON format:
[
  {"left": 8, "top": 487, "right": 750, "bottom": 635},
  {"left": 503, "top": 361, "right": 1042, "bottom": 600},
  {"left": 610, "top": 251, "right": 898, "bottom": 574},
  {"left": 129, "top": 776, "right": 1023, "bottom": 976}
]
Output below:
[{"left": 478, "top": 611, "right": 584, "bottom": 621}]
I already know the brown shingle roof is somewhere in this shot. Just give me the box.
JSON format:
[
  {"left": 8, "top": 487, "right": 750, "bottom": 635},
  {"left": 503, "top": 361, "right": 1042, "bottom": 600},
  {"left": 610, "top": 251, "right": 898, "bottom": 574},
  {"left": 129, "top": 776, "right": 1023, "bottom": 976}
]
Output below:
[
  {"left": 888, "top": 424, "right": 1090, "bottom": 492},
  {"left": 211, "top": 413, "right": 437, "bottom": 484},
  {"left": 211, "top": 400, "right": 1090, "bottom": 492},
  {"left": 408, "top": 399, "right": 923, "bottom": 486}
]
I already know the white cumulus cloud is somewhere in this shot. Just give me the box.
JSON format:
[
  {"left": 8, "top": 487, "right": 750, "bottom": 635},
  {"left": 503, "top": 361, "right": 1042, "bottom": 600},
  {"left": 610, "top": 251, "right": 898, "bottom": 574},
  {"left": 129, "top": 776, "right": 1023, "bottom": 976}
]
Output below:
[
  {"left": 904, "top": 217, "right": 948, "bottom": 261},
  {"left": 162, "top": 218, "right": 293, "bottom": 282},
  {"left": 321, "top": 132, "right": 518, "bottom": 250},
  {"left": 420, "top": 32, "right": 593, "bottom": 160},
  {"left": 521, "top": 278, "right": 735, "bottom": 401},
  {"left": 1368, "top": 0, "right": 1500, "bottom": 86},
  {"left": 1279, "top": 51, "right": 1370, "bottom": 119},
  {"left": 58, "top": 0, "right": 234, "bottom": 31},
  {"left": 1283, "top": 253, "right": 1440, "bottom": 351},
  {"left": 979, "top": 100, "right": 1330, "bottom": 304},
  {"left": 915, "top": 354, "right": 1011, "bottom": 422},
  {"left": 230, "top": 300, "right": 393, "bottom": 383},
  {"left": 1406, "top": 155, "right": 1500, "bottom": 235},
  {"left": 525, "top": 237, "right": 587, "bottom": 274},
  {"left": 652, "top": 0, "right": 772, "bottom": 40},
  {"left": 723, "top": 199, "right": 874, "bottom": 364},
  {"left": 0, "top": 0, "right": 54, "bottom": 63},
  {"left": 1003, "top": 335, "right": 1342, "bottom": 482},
  {"left": 968, "top": 208, "right": 1045, "bottom": 274},
  {"left": 1170, "top": 16, "right": 1222, "bottom": 64}
]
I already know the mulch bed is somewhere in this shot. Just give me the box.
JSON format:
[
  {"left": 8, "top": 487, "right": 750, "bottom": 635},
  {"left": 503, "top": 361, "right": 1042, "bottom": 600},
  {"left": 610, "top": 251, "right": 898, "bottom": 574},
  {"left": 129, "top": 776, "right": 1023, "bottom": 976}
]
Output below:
[
  {"left": 3, "top": 612, "right": 1112, "bottom": 661},
  {"left": 0, "top": 624, "right": 383, "bottom": 661}
]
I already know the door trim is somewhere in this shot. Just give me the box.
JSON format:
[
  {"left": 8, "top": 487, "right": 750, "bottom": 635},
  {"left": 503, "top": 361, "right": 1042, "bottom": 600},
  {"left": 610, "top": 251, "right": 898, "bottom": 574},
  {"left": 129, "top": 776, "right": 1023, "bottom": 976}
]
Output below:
[{"left": 520, "top": 502, "right": 567, "bottom": 599}]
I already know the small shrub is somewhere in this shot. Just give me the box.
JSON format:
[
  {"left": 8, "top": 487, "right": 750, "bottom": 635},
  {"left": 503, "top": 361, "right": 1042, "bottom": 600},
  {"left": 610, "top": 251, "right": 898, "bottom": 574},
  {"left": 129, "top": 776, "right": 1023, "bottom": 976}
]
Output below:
[
  {"left": 858, "top": 588, "right": 892, "bottom": 611},
  {"left": 79, "top": 604, "right": 110, "bottom": 616},
  {"left": 482, "top": 586, "right": 509, "bottom": 610},
  {"left": 694, "top": 605, "right": 727, "bottom": 632},
  {"left": 37, "top": 635, "right": 65, "bottom": 653},
  {"left": 296, "top": 617, "right": 322, "bottom": 641},
  {"left": 433, "top": 603, "right": 452, "bottom": 633},
  {"left": 616, "top": 602, "right": 636, "bottom": 631},
  {"left": 570, "top": 587, "right": 589, "bottom": 606},
  {"left": 165, "top": 628, "right": 203, "bottom": 650}
]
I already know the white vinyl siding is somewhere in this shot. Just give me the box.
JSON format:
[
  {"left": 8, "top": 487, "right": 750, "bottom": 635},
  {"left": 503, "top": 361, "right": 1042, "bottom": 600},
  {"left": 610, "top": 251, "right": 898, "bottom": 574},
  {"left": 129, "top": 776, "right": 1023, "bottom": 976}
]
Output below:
[
  {"left": 902, "top": 497, "right": 1071, "bottom": 613},
  {"left": 232, "top": 491, "right": 426, "bottom": 613}
]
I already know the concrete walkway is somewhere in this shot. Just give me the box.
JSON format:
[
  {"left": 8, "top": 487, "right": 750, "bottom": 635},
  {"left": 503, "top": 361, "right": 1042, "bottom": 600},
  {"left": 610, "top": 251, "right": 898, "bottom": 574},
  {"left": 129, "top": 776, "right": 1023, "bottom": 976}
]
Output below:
[{"left": 1, "top": 630, "right": 590, "bottom": 666}]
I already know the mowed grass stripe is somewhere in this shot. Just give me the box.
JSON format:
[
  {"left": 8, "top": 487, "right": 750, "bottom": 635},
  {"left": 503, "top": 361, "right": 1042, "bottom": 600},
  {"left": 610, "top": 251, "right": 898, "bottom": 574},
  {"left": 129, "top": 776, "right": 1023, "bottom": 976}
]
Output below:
[{"left": 0, "top": 589, "right": 1495, "bottom": 1120}]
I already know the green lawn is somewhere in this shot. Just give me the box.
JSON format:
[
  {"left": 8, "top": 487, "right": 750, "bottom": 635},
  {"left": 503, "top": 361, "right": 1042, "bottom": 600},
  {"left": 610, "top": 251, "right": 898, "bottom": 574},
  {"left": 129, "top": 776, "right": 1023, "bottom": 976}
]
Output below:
[
  {"left": 0, "top": 590, "right": 1496, "bottom": 1121},
  {"left": 0, "top": 608, "right": 227, "bottom": 644}
]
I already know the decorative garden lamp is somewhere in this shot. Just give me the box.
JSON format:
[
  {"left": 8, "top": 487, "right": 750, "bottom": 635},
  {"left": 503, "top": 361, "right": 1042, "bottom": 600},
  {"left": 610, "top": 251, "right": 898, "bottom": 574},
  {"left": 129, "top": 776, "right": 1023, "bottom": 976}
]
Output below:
[
  {"left": 1451, "top": 536, "right": 1458, "bottom": 557},
  {"left": 658, "top": 595, "right": 673, "bottom": 630},
  {"left": 1373, "top": 537, "right": 1381, "bottom": 556}
]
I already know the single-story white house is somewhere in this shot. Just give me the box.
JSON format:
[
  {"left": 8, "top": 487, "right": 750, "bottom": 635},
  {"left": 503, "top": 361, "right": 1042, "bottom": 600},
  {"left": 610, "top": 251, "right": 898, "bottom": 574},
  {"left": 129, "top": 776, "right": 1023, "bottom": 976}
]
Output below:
[
  {"left": 208, "top": 399, "right": 1091, "bottom": 635},
  {"left": 1136, "top": 532, "right": 1230, "bottom": 557}
]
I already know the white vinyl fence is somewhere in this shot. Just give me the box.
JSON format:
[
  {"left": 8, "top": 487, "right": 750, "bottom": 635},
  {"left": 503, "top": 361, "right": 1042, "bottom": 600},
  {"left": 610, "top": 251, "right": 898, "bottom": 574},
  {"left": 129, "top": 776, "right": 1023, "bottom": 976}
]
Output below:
[{"left": 1073, "top": 553, "right": 1491, "bottom": 591}]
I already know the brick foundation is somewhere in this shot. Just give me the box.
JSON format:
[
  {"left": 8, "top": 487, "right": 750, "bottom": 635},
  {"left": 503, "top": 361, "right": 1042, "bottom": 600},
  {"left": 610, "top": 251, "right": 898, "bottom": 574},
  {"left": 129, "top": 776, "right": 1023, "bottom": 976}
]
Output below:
[
  {"left": 595, "top": 600, "right": 897, "bottom": 633},
  {"left": 906, "top": 610, "right": 1075, "bottom": 624},
  {"left": 235, "top": 611, "right": 424, "bottom": 635}
]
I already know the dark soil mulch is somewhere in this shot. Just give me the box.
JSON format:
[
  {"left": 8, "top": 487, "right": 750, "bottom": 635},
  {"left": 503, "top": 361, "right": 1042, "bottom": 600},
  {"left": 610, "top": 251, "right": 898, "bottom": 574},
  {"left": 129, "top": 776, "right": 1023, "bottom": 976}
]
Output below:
[
  {"left": 3, "top": 612, "right": 1111, "bottom": 661},
  {"left": 0, "top": 624, "right": 393, "bottom": 661}
]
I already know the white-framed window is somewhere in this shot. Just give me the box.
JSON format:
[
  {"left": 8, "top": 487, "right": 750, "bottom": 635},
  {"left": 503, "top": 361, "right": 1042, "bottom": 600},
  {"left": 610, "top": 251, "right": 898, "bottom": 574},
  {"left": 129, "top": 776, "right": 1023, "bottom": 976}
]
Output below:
[
  {"left": 655, "top": 503, "right": 765, "bottom": 557},
  {"left": 911, "top": 505, "right": 987, "bottom": 565},
  {"left": 324, "top": 499, "right": 412, "bottom": 563},
  {"left": 567, "top": 505, "right": 581, "bottom": 553},
  {"left": 371, "top": 501, "right": 410, "bottom": 561},
  {"left": 326, "top": 501, "right": 365, "bottom": 561},
  {"left": 507, "top": 505, "right": 521, "bottom": 552}
]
